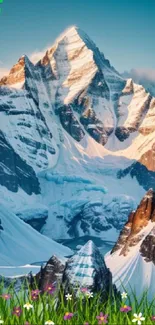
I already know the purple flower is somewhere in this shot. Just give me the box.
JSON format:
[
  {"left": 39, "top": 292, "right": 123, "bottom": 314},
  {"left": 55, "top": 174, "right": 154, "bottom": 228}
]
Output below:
[
  {"left": 84, "top": 323, "right": 89, "bottom": 325},
  {"left": 151, "top": 316, "right": 155, "bottom": 321},
  {"left": 12, "top": 307, "right": 22, "bottom": 317},
  {"left": 96, "top": 313, "right": 108, "bottom": 324},
  {"left": 24, "top": 322, "right": 31, "bottom": 325},
  {"left": 0, "top": 294, "right": 11, "bottom": 300},
  {"left": 30, "top": 289, "right": 41, "bottom": 301},
  {"left": 64, "top": 312, "right": 74, "bottom": 320},
  {"left": 120, "top": 305, "right": 132, "bottom": 313}
]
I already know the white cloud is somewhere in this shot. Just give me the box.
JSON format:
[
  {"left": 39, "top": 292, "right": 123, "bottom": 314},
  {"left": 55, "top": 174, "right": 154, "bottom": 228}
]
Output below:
[
  {"left": 30, "top": 47, "right": 49, "bottom": 64},
  {"left": 130, "top": 68, "right": 155, "bottom": 82}
]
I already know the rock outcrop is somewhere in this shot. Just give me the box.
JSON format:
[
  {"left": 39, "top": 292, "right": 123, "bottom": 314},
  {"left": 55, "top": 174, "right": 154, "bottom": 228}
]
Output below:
[
  {"left": 111, "top": 189, "right": 155, "bottom": 256},
  {"left": 35, "top": 256, "right": 65, "bottom": 291}
]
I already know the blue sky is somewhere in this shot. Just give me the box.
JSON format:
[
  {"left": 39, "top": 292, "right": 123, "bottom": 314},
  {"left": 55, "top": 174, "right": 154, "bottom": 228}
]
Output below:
[{"left": 0, "top": 0, "right": 155, "bottom": 74}]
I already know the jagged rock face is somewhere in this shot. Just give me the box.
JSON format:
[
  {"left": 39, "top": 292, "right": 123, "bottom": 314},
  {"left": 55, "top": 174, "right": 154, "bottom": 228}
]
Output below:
[
  {"left": 0, "top": 56, "right": 26, "bottom": 87},
  {"left": 0, "top": 56, "right": 57, "bottom": 194},
  {"left": 16, "top": 208, "right": 48, "bottom": 232},
  {"left": 117, "top": 161, "right": 155, "bottom": 191},
  {"left": 35, "top": 256, "right": 65, "bottom": 290},
  {"left": 0, "top": 130, "right": 40, "bottom": 194},
  {"left": 111, "top": 189, "right": 155, "bottom": 256},
  {"left": 62, "top": 240, "right": 112, "bottom": 295},
  {"left": 140, "top": 226, "right": 155, "bottom": 264}
]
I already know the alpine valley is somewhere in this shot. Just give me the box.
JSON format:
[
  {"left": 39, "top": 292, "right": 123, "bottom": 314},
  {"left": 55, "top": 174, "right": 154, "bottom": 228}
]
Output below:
[{"left": 1, "top": 26, "right": 155, "bottom": 297}]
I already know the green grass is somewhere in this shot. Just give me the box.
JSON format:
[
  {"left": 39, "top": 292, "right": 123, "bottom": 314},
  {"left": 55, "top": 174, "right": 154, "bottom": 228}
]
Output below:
[{"left": 0, "top": 280, "right": 155, "bottom": 324}]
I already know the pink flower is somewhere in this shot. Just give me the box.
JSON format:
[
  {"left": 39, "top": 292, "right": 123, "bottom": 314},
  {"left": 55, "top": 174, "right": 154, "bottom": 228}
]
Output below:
[
  {"left": 64, "top": 312, "right": 74, "bottom": 320},
  {"left": 84, "top": 323, "right": 89, "bottom": 325},
  {"left": 0, "top": 293, "right": 11, "bottom": 300},
  {"left": 151, "top": 316, "right": 155, "bottom": 321},
  {"left": 80, "top": 288, "right": 88, "bottom": 293},
  {"left": 96, "top": 313, "right": 108, "bottom": 324},
  {"left": 24, "top": 322, "right": 30, "bottom": 325},
  {"left": 44, "top": 283, "right": 56, "bottom": 295},
  {"left": 120, "top": 305, "right": 132, "bottom": 313},
  {"left": 30, "top": 289, "right": 41, "bottom": 301},
  {"left": 12, "top": 306, "right": 22, "bottom": 317}
]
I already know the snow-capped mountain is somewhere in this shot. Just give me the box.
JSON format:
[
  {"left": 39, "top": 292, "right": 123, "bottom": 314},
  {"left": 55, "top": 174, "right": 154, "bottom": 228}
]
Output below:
[
  {"left": 63, "top": 240, "right": 112, "bottom": 294},
  {"left": 0, "top": 26, "right": 155, "bottom": 270},
  {"left": 105, "top": 189, "right": 155, "bottom": 299}
]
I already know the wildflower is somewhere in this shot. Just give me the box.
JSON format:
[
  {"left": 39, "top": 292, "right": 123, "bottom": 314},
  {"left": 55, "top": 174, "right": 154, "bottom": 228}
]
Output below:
[
  {"left": 96, "top": 313, "right": 108, "bottom": 324},
  {"left": 45, "top": 321, "right": 55, "bottom": 325},
  {"left": 24, "top": 322, "right": 30, "bottom": 325},
  {"left": 44, "top": 284, "right": 55, "bottom": 295},
  {"left": 151, "top": 316, "right": 155, "bottom": 321},
  {"left": 86, "top": 291, "right": 93, "bottom": 298},
  {"left": 0, "top": 317, "right": 4, "bottom": 324},
  {"left": 80, "top": 288, "right": 88, "bottom": 293},
  {"left": 120, "top": 305, "right": 132, "bottom": 313},
  {"left": 12, "top": 306, "right": 22, "bottom": 317},
  {"left": 0, "top": 293, "right": 11, "bottom": 300},
  {"left": 121, "top": 291, "right": 128, "bottom": 299},
  {"left": 84, "top": 323, "right": 89, "bottom": 325},
  {"left": 30, "top": 289, "right": 41, "bottom": 301},
  {"left": 132, "top": 313, "right": 145, "bottom": 325},
  {"left": 64, "top": 312, "right": 74, "bottom": 320},
  {"left": 65, "top": 293, "right": 72, "bottom": 301},
  {"left": 23, "top": 302, "right": 33, "bottom": 310}
]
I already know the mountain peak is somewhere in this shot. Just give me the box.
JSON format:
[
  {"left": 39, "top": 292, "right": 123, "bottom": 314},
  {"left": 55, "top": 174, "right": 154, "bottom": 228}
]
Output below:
[
  {"left": 0, "top": 54, "right": 34, "bottom": 88},
  {"left": 63, "top": 240, "right": 112, "bottom": 292}
]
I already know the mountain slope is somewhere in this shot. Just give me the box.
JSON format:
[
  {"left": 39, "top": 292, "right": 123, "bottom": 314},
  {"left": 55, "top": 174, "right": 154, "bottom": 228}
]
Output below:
[
  {"left": 0, "top": 204, "right": 72, "bottom": 266},
  {"left": 105, "top": 189, "right": 155, "bottom": 299}
]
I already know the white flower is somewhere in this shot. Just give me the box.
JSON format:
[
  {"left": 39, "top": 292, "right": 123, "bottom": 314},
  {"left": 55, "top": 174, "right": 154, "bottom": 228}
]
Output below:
[
  {"left": 132, "top": 313, "right": 145, "bottom": 325},
  {"left": 0, "top": 317, "right": 4, "bottom": 324},
  {"left": 121, "top": 291, "right": 128, "bottom": 299},
  {"left": 65, "top": 293, "right": 72, "bottom": 301},
  {"left": 86, "top": 291, "right": 93, "bottom": 298},
  {"left": 23, "top": 302, "right": 33, "bottom": 310},
  {"left": 45, "top": 321, "right": 55, "bottom": 325}
]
